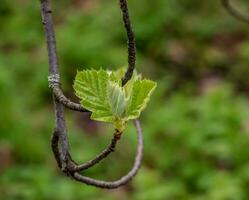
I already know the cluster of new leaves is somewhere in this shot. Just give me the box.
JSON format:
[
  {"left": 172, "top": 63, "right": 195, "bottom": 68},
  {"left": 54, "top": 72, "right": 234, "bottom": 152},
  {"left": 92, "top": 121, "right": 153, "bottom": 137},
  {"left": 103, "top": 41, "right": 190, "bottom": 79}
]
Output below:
[{"left": 73, "top": 68, "right": 157, "bottom": 132}]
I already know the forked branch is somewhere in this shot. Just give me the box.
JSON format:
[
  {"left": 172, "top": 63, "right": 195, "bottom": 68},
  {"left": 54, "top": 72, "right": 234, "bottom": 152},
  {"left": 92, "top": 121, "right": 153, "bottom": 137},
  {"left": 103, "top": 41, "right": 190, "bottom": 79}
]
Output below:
[
  {"left": 51, "top": 129, "right": 122, "bottom": 173},
  {"left": 67, "top": 131, "right": 122, "bottom": 172},
  {"left": 40, "top": 0, "right": 142, "bottom": 189},
  {"left": 43, "top": 0, "right": 136, "bottom": 112},
  {"left": 71, "top": 120, "right": 143, "bottom": 189},
  {"left": 41, "top": 0, "right": 119, "bottom": 170},
  {"left": 53, "top": 120, "right": 143, "bottom": 189},
  {"left": 41, "top": 0, "right": 87, "bottom": 112}
]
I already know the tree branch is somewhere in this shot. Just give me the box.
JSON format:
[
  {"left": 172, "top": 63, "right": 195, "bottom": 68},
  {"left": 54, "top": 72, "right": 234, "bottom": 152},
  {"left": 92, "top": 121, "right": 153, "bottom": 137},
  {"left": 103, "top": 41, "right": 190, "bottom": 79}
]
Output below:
[
  {"left": 40, "top": 0, "right": 142, "bottom": 189},
  {"left": 41, "top": 0, "right": 119, "bottom": 170},
  {"left": 71, "top": 120, "right": 143, "bottom": 189},
  {"left": 50, "top": 80, "right": 88, "bottom": 112},
  {"left": 68, "top": 130, "right": 122, "bottom": 172},
  {"left": 51, "top": 130, "right": 62, "bottom": 168},
  {"left": 119, "top": 0, "right": 136, "bottom": 86},
  {"left": 42, "top": 0, "right": 137, "bottom": 113},
  {"left": 40, "top": 0, "right": 71, "bottom": 166},
  {"left": 221, "top": 0, "right": 249, "bottom": 23},
  {"left": 40, "top": 0, "right": 88, "bottom": 112},
  {"left": 57, "top": 120, "right": 143, "bottom": 189}
]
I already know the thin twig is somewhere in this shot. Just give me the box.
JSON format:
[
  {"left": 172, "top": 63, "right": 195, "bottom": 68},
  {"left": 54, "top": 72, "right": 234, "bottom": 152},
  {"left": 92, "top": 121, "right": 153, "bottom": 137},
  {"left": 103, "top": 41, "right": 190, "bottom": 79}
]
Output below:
[
  {"left": 52, "top": 85, "right": 88, "bottom": 112},
  {"left": 72, "top": 120, "right": 143, "bottom": 189},
  {"left": 119, "top": 0, "right": 136, "bottom": 86},
  {"left": 69, "top": 120, "right": 143, "bottom": 189},
  {"left": 43, "top": 0, "right": 136, "bottom": 113},
  {"left": 41, "top": 0, "right": 118, "bottom": 169},
  {"left": 53, "top": 120, "right": 143, "bottom": 189},
  {"left": 40, "top": 0, "right": 88, "bottom": 112},
  {"left": 51, "top": 130, "right": 62, "bottom": 168},
  {"left": 221, "top": 0, "right": 249, "bottom": 23},
  {"left": 40, "top": 0, "right": 70, "bottom": 163},
  {"left": 41, "top": 0, "right": 142, "bottom": 189},
  {"left": 68, "top": 131, "right": 122, "bottom": 172}
]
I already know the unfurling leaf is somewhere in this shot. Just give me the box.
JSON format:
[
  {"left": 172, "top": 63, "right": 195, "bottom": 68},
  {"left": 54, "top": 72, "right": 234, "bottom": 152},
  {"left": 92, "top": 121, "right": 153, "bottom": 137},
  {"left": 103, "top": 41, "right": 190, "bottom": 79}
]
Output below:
[
  {"left": 125, "top": 80, "right": 157, "bottom": 120},
  {"left": 73, "top": 68, "right": 157, "bottom": 132},
  {"left": 107, "top": 82, "right": 127, "bottom": 118}
]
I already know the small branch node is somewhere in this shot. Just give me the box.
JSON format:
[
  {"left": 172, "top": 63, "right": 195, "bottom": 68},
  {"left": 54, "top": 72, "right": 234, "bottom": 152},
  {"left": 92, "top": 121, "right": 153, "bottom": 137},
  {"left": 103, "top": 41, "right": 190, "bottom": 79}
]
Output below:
[{"left": 48, "top": 74, "right": 60, "bottom": 88}]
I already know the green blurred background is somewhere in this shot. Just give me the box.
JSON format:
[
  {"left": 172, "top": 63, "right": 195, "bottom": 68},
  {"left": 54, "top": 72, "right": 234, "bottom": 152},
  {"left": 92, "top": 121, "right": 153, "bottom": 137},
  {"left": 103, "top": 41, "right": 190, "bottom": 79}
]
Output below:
[{"left": 1, "top": 0, "right": 249, "bottom": 199}]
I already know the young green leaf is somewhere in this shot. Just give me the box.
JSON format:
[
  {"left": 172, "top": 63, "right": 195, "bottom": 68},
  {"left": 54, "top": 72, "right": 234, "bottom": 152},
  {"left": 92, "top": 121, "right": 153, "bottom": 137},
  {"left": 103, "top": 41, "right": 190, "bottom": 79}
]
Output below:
[
  {"left": 107, "top": 82, "right": 127, "bottom": 118},
  {"left": 73, "top": 69, "right": 113, "bottom": 122},
  {"left": 125, "top": 79, "right": 157, "bottom": 120},
  {"left": 110, "top": 66, "right": 141, "bottom": 96},
  {"left": 74, "top": 68, "right": 157, "bottom": 132}
]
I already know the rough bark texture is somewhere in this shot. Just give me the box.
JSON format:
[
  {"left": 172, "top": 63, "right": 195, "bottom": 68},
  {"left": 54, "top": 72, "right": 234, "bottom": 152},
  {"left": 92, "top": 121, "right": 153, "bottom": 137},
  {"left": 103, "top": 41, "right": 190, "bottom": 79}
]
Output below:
[
  {"left": 40, "top": 0, "right": 143, "bottom": 189},
  {"left": 119, "top": 0, "right": 136, "bottom": 86},
  {"left": 44, "top": 0, "right": 136, "bottom": 111}
]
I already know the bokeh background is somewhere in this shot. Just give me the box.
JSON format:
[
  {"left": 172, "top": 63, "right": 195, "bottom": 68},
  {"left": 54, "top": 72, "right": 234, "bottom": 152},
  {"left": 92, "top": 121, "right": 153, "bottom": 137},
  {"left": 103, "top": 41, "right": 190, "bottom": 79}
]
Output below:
[{"left": 1, "top": 0, "right": 249, "bottom": 199}]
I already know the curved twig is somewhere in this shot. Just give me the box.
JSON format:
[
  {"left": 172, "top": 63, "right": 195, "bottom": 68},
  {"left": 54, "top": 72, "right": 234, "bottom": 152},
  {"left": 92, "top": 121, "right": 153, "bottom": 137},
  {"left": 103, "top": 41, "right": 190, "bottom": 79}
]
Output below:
[
  {"left": 51, "top": 83, "right": 88, "bottom": 112},
  {"left": 42, "top": 0, "right": 136, "bottom": 113},
  {"left": 221, "top": 0, "right": 249, "bottom": 23},
  {"left": 41, "top": 0, "right": 120, "bottom": 171},
  {"left": 41, "top": 0, "right": 72, "bottom": 165},
  {"left": 56, "top": 120, "right": 143, "bottom": 189},
  {"left": 50, "top": 117, "right": 143, "bottom": 189},
  {"left": 68, "top": 131, "right": 122, "bottom": 172},
  {"left": 41, "top": 0, "right": 88, "bottom": 112},
  {"left": 41, "top": 0, "right": 142, "bottom": 189},
  {"left": 71, "top": 120, "right": 143, "bottom": 189}
]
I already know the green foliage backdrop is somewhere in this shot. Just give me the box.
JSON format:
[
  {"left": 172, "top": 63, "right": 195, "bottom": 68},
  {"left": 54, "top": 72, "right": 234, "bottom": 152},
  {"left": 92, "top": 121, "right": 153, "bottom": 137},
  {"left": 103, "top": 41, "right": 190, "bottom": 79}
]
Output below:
[{"left": 1, "top": 0, "right": 249, "bottom": 199}]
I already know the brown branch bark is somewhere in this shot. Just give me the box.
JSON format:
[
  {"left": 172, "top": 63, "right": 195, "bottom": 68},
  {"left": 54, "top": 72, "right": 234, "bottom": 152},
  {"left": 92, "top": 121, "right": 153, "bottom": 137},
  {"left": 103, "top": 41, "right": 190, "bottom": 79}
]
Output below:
[
  {"left": 40, "top": 0, "right": 69, "bottom": 163},
  {"left": 68, "top": 131, "right": 122, "bottom": 172},
  {"left": 41, "top": 0, "right": 88, "bottom": 112},
  {"left": 119, "top": 0, "right": 136, "bottom": 86},
  {"left": 40, "top": 0, "right": 143, "bottom": 189},
  {"left": 57, "top": 120, "right": 143, "bottom": 189},
  {"left": 40, "top": 0, "right": 119, "bottom": 170},
  {"left": 43, "top": 0, "right": 136, "bottom": 112},
  {"left": 72, "top": 120, "right": 143, "bottom": 189}
]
